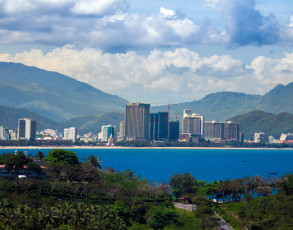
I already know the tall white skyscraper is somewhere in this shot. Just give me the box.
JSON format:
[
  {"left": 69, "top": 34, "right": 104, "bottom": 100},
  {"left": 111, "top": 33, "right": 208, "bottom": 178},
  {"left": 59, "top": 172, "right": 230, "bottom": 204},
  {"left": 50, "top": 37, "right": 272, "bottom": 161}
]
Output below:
[
  {"left": 18, "top": 118, "right": 37, "bottom": 140},
  {"left": 182, "top": 109, "right": 204, "bottom": 137},
  {"left": 64, "top": 127, "right": 77, "bottom": 143}
]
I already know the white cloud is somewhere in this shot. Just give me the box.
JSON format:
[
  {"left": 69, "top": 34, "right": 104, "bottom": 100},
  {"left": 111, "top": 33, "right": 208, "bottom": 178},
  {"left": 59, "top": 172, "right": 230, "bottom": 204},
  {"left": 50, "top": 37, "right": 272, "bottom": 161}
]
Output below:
[
  {"left": 159, "top": 7, "right": 176, "bottom": 19},
  {"left": 1, "top": 46, "right": 293, "bottom": 103},
  {"left": 70, "top": 0, "right": 128, "bottom": 16}
]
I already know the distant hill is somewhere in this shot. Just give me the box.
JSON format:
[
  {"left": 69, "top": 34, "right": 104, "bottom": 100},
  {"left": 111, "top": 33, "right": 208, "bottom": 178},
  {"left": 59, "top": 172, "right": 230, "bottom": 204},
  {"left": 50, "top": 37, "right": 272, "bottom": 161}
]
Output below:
[
  {"left": 152, "top": 82, "right": 293, "bottom": 122},
  {"left": 228, "top": 110, "right": 293, "bottom": 139},
  {"left": 0, "top": 105, "right": 61, "bottom": 131},
  {"left": 60, "top": 112, "right": 124, "bottom": 135},
  {"left": 0, "top": 62, "right": 127, "bottom": 122}
]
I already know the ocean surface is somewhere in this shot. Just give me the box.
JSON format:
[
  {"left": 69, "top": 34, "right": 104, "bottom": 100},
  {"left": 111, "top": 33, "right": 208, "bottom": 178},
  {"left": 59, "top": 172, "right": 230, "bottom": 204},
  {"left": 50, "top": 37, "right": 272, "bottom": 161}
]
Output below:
[{"left": 1, "top": 148, "right": 293, "bottom": 183}]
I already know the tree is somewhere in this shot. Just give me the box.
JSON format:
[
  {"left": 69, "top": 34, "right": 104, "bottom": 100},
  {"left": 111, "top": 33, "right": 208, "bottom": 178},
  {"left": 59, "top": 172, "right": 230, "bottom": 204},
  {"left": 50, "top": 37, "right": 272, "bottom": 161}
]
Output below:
[
  {"left": 281, "top": 174, "right": 293, "bottom": 195},
  {"left": 169, "top": 172, "right": 198, "bottom": 199},
  {"left": 87, "top": 155, "right": 102, "bottom": 169},
  {"left": 35, "top": 151, "right": 44, "bottom": 161},
  {"left": 45, "top": 149, "right": 80, "bottom": 166},
  {"left": 4, "top": 152, "right": 29, "bottom": 174}
]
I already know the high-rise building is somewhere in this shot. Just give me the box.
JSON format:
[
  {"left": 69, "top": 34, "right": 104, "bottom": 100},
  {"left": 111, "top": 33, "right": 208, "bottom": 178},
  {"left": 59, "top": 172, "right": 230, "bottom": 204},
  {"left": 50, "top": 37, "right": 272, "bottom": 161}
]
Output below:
[
  {"left": 168, "top": 121, "right": 179, "bottom": 141},
  {"left": 118, "top": 121, "right": 125, "bottom": 140},
  {"left": 64, "top": 127, "right": 77, "bottom": 143},
  {"left": 158, "top": 112, "right": 169, "bottom": 139},
  {"left": 149, "top": 113, "right": 158, "bottom": 140},
  {"left": 182, "top": 109, "right": 204, "bottom": 137},
  {"left": 124, "top": 102, "right": 150, "bottom": 140},
  {"left": 204, "top": 121, "right": 223, "bottom": 141},
  {"left": 18, "top": 118, "right": 36, "bottom": 140},
  {"left": 204, "top": 121, "right": 240, "bottom": 142},
  {"left": 0, "top": 125, "right": 9, "bottom": 140},
  {"left": 101, "top": 125, "right": 116, "bottom": 142}
]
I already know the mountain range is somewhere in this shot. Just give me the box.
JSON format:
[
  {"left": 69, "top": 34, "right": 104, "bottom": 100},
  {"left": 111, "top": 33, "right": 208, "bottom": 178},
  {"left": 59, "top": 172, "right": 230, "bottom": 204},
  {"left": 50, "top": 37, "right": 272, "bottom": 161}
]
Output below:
[
  {"left": 0, "top": 62, "right": 127, "bottom": 122},
  {"left": 152, "top": 82, "right": 293, "bottom": 122},
  {"left": 1, "top": 62, "right": 293, "bottom": 137}
]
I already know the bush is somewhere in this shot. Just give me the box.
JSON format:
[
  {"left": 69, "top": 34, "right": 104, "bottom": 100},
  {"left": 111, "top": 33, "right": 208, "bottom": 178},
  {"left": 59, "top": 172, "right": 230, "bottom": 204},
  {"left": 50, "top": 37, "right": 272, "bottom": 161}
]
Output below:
[{"left": 147, "top": 207, "right": 178, "bottom": 229}]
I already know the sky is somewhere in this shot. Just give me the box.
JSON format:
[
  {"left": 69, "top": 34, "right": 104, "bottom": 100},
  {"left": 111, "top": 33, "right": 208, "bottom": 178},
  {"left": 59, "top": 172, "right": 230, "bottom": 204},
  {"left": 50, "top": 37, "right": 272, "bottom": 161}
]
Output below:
[{"left": 0, "top": 0, "right": 293, "bottom": 104}]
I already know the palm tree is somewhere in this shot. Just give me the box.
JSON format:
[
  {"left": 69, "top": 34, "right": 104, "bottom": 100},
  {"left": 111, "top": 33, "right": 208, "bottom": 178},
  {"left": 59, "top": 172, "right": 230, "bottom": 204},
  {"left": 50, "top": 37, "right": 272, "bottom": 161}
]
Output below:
[{"left": 87, "top": 155, "right": 102, "bottom": 169}]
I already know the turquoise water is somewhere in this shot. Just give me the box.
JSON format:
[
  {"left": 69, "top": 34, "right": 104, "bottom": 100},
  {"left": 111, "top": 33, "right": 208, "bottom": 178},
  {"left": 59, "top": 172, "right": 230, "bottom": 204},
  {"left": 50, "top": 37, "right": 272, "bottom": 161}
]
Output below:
[{"left": 1, "top": 148, "right": 293, "bottom": 183}]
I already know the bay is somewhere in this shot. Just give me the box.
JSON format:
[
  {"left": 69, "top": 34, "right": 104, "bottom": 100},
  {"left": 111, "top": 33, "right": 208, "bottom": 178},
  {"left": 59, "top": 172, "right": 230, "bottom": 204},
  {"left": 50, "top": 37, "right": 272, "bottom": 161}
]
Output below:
[{"left": 1, "top": 148, "right": 293, "bottom": 183}]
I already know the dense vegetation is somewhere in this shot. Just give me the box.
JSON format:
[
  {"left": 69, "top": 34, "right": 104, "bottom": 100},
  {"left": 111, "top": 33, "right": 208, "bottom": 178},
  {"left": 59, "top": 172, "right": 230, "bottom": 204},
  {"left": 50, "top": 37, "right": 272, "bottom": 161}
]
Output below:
[
  {"left": 0, "top": 150, "right": 207, "bottom": 229},
  {"left": 0, "top": 149, "right": 293, "bottom": 229}
]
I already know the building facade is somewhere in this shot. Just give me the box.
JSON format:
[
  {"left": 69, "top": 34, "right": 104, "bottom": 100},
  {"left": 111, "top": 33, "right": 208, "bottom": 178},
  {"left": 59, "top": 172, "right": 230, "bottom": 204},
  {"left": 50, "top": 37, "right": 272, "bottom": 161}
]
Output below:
[
  {"left": 18, "top": 118, "right": 36, "bottom": 141},
  {"left": 254, "top": 132, "right": 267, "bottom": 143},
  {"left": 182, "top": 109, "right": 204, "bottom": 138},
  {"left": 158, "top": 112, "right": 169, "bottom": 139},
  {"left": 124, "top": 102, "right": 150, "bottom": 140},
  {"left": 0, "top": 125, "right": 9, "bottom": 140},
  {"left": 204, "top": 121, "right": 240, "bottom": 142},
  {"left": 64, "top": 127, "right": 77, "bottom": 143},
  {"left": 204, "top": 121, "right": 223, "bottom": 141},
  {"left": 149, "top": 113, "right": 158, "bottom": 140},
  {"left": 168, "top": 121, "right": 179, "bottom": 141},
  {"left": 101, "top": 125, "right": 116, "bottom": 142}
]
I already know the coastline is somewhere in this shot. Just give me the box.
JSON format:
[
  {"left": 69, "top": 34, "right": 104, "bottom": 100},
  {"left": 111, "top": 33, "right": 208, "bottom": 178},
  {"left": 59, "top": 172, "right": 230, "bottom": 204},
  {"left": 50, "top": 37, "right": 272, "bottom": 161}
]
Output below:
[{"left": 0, "top": 146, "right": 292, "bottom": 150}]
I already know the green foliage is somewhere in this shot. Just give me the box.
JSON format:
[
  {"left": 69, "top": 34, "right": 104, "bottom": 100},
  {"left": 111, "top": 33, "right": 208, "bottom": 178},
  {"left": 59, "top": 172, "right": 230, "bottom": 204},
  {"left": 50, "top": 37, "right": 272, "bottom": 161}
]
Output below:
[
  {"left": 281, "top": 174, "right": 293, "bottom": 195},
  {"left": 147, "top": 207, "right": 178, "bottom": 229},
  {"left": 0, "top": 155, "right": 5, "bottom": 164},
  {"left": 26, "top": 161, "right": 42, "bottom": 174},
  {"left": 3, "top": 152, "right": 29, "bottom": 173},
  {"left": 87, "top": 155, "right": 102, "bottom": 169},
  {"left": 45, "top": 149, "right": 80, "bottom": 166},
  {"left": 169, "top": 172, "right": 198, "bottom": 199},
  {"left": 35, "top": 151, "right": 44, "bottom": 161},
  {"left": 0, "top": 201, "right": 128, "bottom": 230},
  {"left": 216, "top": 192, "right": 293, "bottom": 229}
]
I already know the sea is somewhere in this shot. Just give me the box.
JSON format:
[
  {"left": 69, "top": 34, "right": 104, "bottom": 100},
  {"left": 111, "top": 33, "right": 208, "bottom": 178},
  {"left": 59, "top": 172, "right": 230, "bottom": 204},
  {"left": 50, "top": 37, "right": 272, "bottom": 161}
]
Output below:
[{"left": 1, "top": 148, "right": 293, "bottom": 183}]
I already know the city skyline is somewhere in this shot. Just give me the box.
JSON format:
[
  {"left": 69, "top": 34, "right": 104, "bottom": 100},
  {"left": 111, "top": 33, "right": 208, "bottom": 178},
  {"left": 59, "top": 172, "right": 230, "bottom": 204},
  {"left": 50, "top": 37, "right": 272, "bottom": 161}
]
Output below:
[{"left": 0, "top": 0, "right": 293, "bottom": 104}]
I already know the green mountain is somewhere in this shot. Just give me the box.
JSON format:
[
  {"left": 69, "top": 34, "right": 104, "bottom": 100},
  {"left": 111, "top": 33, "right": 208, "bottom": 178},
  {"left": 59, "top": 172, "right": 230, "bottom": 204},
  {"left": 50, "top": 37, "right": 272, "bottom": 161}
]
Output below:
[
  {"left": 0, "top": 62, "right": 127, "bottom": 122},
  {"left": 0, "top": 105, "right": 61, "bottom": 131},
  {"left": 59, "top": 112, "right": 124, "bottom": 135},
  {"left": 228, "top": 110, "right": 293, "bottom": 139},
  {"left": 152, "top": 82, "right": 293, "bottom": 122}
]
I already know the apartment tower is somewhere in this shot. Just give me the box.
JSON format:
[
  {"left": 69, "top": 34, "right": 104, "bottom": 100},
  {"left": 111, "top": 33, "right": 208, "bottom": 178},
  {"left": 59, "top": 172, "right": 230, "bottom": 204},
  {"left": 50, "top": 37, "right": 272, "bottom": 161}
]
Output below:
[
  {"left": 125, "top": 102, "right": 150, "bottom": 140},
  {"left": 182, "top": 109, "right": 204, "bottom": 138},
  {"left": 18, "top": 118, "right": 36, "bottom": 141}
]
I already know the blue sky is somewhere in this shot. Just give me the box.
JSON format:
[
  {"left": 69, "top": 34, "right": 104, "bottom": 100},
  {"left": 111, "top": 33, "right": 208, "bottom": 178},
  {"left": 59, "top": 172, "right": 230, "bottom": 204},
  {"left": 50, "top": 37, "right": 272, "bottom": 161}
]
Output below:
[{"left": 0, "top": 0, "right": 293, "bottom": 104}]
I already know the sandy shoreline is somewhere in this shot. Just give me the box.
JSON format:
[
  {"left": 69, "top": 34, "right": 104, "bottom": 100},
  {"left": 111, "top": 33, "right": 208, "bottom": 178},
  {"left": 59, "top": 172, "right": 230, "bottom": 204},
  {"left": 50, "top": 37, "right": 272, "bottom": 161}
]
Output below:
[{"left": 0, "top": 146, "right": 291, "bottom": 150}]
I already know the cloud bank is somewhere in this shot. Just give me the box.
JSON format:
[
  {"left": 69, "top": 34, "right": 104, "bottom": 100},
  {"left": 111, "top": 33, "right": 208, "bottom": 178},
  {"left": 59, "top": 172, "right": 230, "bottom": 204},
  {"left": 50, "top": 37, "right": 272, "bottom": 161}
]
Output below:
[
  {"left": 0, "top": 0, "right": 291, "bottom": 50},
  {"left": 1, "top": 45, "right": 293, "bottom": 103}
]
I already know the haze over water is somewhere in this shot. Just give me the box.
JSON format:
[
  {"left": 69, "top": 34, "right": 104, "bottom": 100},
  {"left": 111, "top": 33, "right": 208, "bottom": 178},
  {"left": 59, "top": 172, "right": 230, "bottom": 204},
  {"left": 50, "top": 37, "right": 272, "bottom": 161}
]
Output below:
[{"left": 1, "top": 148, "right": 293, "bottom": 183}]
